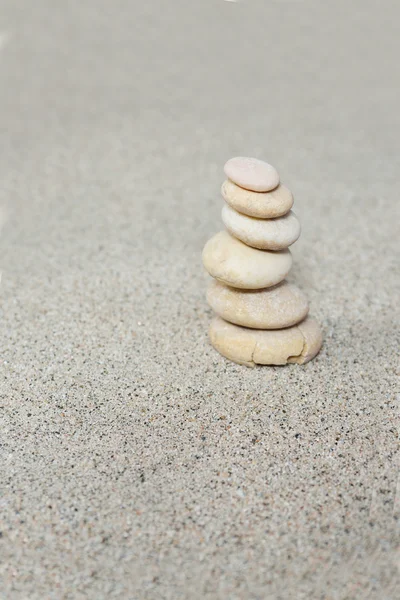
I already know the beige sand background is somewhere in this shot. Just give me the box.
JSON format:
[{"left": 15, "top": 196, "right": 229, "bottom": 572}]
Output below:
[{"left": 0, "top": 1, "right": 399, "bottom": 598}]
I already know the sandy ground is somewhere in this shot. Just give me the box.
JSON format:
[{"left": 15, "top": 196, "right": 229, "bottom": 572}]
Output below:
[{"left": 0, "top": 1, "right": 399, "bottom": 598}]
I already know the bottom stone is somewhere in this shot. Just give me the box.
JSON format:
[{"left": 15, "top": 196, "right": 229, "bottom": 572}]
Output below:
[{"left": 209, "top": 316, "right": 322, "bottom": 367}]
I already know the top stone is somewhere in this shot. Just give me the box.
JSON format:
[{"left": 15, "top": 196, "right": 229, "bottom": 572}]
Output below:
[{"left": 224, "top": 157, "right": 280, "bottom": 192}]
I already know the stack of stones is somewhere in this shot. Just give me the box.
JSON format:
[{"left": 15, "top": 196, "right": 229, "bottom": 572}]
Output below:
[{"left": 202, "top": 157, "right": 322, "bottom": 367}]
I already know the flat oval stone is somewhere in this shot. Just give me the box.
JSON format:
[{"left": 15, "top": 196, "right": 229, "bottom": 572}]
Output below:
[
  {"left": 207, "top": 280, "right": 309, "bottom": 329},
  {"left": 224, "top": 157, "right": 279, "bottom": 192},
  {"left": 221, "top": 205, "right": 300, "bottom": 250},
  {"left": 202, "top": 231, "right": 292, "bottom": 290},
  {"left": 209, "top": 316, "right": 322, "bottom": 367},
  {"left": 221, "top": 180, "right": 293, "bottom": 218}
]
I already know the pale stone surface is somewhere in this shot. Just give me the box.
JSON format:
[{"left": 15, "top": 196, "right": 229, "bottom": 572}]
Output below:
[
  {"left": 202, "top": 231, "right": 292, "bottom": 289},
  {"left": 209, "top": 316, "right": 323, "bottom": 366},
  {"left": 293, "top": 316, "right": 324, "bottom": 364},
  {"left": 224, "top": 157, "right": 280, "bottom": 192},
  {"left": 207, "top": 279, "right": 309, "bottom": 329},
  {"left": 222, "top": 205, "right": 301, "bottom": 250},
  {"left": 221, "top": 179, "right": 293, "bottom": 218}
]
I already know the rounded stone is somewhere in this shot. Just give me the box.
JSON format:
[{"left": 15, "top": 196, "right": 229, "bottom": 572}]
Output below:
[
  {"left": 209, "top": 316, "right": 323, "bottom": 367},
  {"left": 222, "top": 205, "right": 301, "bottom": 250},
  {"left": 221, "top": 180, "right": 293, "bottom": 219},
  {"left": 207, "top": 280, "right": 309, "bottom": 329},
  {"left": 202, "top": 231, "right": 292, "bottom": 290},
  {"left": 224, "top": 157, "right": 279, "bottom": 192}
]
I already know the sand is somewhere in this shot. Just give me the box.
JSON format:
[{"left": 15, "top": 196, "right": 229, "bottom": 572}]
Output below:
[{"left": 0, "top": 1, "right": 399, "bottom": 598}]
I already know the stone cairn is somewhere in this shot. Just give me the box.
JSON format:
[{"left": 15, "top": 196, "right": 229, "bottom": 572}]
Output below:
[{"left": 202, "top": 157, "right": 322, "bottom": 367}]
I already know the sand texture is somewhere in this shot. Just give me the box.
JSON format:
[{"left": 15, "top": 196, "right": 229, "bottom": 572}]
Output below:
[{"left": 0, "top": 1, "right": 399, "bottom": 598}]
